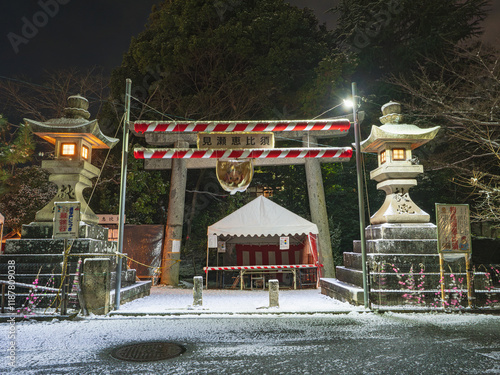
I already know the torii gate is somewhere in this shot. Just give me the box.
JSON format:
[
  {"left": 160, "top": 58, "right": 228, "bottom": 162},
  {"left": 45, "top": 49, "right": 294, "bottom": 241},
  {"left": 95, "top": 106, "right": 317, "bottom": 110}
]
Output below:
[{"left": 132, "top": 119, "right": 353, "bottom": 285}]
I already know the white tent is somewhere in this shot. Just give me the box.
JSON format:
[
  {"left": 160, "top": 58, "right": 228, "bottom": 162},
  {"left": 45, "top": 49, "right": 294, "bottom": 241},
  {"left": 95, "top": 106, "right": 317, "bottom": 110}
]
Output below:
[
  {"left": 207, "top": 195, "right": 318, "bottom": 237},
  {"left": 205, "top": 196, "right": 321, "bottom": 289}
]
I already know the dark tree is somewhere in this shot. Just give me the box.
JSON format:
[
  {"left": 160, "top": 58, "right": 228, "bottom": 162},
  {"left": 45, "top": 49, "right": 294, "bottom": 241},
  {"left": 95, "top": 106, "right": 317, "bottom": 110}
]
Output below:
[
  {"left": 110, "top": 0, "right": 346, "bottom": 121},
  {"left": 332, "top": 0, "right": 489, "bottom": 98}
]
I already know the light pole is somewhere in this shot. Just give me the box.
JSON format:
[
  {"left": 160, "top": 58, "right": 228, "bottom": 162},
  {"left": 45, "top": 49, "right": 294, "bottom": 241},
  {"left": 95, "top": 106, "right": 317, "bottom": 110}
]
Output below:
[
  {"left": 351, "top": 82, "right": 370, "bottom": 309},
  {"left": 115, "top": 78, "right": 132, "bottom": 310}
]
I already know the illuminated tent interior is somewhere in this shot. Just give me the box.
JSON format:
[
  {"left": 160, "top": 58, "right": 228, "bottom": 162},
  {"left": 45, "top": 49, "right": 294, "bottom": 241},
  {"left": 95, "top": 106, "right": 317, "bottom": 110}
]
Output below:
[{"left": 206, "top": 196, "right": 321, "bottom": 288}]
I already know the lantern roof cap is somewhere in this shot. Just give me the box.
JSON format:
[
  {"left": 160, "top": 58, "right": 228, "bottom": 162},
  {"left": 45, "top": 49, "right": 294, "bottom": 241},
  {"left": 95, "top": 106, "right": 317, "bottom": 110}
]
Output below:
[
  {"left": 25, "top": 95, "right": 119, "bottom": 149},
  {"left": 360, "top": 102, "right": 440, "bottom": 152}
]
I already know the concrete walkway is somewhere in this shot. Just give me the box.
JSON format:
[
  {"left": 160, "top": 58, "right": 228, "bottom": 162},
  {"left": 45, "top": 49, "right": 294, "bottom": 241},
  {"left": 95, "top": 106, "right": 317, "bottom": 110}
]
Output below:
[{"left": 109, "top": 285, "right": 361, "bottom": 316}]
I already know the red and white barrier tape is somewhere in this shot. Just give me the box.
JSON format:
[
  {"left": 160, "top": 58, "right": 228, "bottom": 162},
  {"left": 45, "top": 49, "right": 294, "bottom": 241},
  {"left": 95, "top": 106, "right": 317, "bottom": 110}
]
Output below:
[
  {"left": 203, "top": 264, "right": 318, "bottom": 272},
  {"left": 134, "top": 147, "right": 352, "bottom": 160},
  {"left": 134, "top": 120, "right": 350, "bottom": 134}
]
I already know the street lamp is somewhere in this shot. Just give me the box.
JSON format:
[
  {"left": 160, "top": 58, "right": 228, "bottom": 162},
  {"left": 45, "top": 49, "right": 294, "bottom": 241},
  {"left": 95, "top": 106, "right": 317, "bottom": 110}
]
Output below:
[
  {"left": 347, "top": 83, "right": 370, "bottom": 309},
  {"left": 115, "top": 79, "right": 132, "bottom": 310}
]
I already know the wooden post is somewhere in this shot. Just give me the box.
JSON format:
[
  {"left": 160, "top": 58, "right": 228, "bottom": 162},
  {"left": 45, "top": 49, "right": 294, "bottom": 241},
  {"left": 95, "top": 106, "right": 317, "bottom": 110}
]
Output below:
[
  {"left": 61, "top": 283, "right": 68, "bottom": 316},
  {"left": 1, "top": 284, "right": 5, "bottom": 313},
  {"left": 161, "top": 140, "right": 189, "bottom": 285},
  {"left": 303, "top": 135, "right": 335, "bottom": 278},
  {"left": 439, "top": 254, "right": 446, "bottom": 306},
  {"left": 465, "top": 254, "right": 474, "bottom": 308},
  {"left": 205, "top": 244, "right": 209, "bottom": 289}
]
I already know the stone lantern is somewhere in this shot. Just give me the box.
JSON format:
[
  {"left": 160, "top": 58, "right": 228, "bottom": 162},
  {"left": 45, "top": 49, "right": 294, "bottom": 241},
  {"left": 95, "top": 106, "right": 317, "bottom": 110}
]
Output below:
[
  {"left": 25, "top": 95, "right": 119, "bottom": 226},
  {"left": 360, "top": 102, "right": 440, "bottom": 224},
  {"left": 321, "top": 102, "right": 444, "bottom": 306}
]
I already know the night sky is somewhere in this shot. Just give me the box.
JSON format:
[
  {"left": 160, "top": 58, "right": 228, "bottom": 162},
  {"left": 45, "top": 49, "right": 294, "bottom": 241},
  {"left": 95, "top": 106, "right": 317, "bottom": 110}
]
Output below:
[
  {"left": 0, "top": 1, "right": 498, "bottom": 81},
  {"left": 0, "top": 1, "right": 338, "bottom": 81}
]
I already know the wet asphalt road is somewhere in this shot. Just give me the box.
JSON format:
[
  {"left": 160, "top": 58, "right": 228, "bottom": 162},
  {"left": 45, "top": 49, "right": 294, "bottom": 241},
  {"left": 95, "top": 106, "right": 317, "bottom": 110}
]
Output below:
[{"left": 2, "top": 312, "right": 500, "bottom": 374}]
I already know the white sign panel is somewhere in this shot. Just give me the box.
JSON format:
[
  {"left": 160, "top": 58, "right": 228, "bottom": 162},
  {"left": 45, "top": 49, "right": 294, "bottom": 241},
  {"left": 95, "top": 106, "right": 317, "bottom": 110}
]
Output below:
[
  {"left": 208, "top": 234, "right": 218, "bottom": 248},
  {"left": 280, "top": 236, "right": 289, "bottom": 250},
  {"left": 171, "top": 240, "right": 181, "bottom": 253},
  {"left": 218, "top": 241, "right": 226, "bottom": 253},
  {"left": 53, "top": 202, "right": 80, "bottom": 239}
]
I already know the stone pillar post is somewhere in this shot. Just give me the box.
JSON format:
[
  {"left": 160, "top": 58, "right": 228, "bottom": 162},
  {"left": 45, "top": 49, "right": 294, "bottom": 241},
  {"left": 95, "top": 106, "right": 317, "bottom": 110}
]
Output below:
[
  {"left": 82, "top": 258, "right": 110, "bottom": 315},
  {"left": 303, "top": 135, "right": 335, "bottom": 278},
  {"left": 193, "top": 276, "right": 203, "bottom": 306},
  {"left": 161, "top": 140, "right": 189, "bottom": 285},
  {"left": 269, "top": 279, "right": 279, "bottom": 307}
]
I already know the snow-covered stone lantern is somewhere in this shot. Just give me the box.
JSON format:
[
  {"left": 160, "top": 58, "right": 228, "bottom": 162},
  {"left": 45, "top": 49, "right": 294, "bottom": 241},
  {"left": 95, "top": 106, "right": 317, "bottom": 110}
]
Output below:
[
  {"left": 25, "top": 95, "right": 119, "bottom": 226},
  {"left": 360, "top": 102, "right": 440, "bottom": 224}
]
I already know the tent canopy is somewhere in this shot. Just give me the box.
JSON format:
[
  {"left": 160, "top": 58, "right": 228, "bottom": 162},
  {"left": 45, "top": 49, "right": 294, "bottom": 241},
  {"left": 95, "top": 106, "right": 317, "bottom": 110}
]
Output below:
[{"left": 208, "top": 196, "right": 318, "bottom": 237}]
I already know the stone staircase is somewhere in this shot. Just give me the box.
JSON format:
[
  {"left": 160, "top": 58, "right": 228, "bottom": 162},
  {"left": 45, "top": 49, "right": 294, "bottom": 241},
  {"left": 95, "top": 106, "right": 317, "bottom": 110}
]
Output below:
[
  {"left": 321, "top": 223, "right": 498, "bottom": 308},
  {"left": 0, "top": 223, "right": 150, "bottom": 314}
]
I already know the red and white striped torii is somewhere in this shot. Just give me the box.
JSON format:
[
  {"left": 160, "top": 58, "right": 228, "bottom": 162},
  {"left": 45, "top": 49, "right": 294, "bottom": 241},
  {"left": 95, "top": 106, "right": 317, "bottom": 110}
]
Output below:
[
  {"left": 134, "top": 147, "right": 353, "bottom": 160},
  {"left": 133, "top": 119, "right": 350, "bottom": 134}
]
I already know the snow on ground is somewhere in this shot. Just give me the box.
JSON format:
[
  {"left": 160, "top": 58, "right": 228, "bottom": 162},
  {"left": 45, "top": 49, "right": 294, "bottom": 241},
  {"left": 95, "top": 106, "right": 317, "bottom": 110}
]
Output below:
[
  {"left": 114, "top": 285, "right": 360, "bottom": 314},
  {"left": 3, "top": 287, "right": 500, "bottom": 374}
]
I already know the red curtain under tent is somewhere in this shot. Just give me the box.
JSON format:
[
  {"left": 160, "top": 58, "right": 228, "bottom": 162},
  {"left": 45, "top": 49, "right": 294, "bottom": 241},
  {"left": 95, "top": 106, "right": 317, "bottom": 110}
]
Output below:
[{"left": 206, "top": 196, "right": 322, "bottom": 286}]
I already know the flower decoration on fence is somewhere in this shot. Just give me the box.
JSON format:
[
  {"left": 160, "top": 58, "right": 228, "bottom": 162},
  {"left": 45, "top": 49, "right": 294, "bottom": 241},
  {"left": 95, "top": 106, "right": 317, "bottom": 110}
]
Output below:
[{"left": 17, "top": 271, "right": 55, "bottom": 318}]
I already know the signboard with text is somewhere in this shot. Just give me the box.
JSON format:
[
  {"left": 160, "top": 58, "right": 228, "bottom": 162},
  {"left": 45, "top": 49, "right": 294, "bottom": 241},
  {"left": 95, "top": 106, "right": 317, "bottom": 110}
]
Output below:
[
  {"left": 280, "top": 236, "right": 290, "bottom": 250},
  {"left": 436, "top": 204, "right": 471, "bottom": 254},
  {"left": 217, "top": 241, "right": 226, "bottom": 253},
  {"left": 197, "top": 132, "right": 274, "bottom": 150},
  {"left": 97, "top": 214, "right": 120, "bottom": 224},
  {"left": 53, "top": 202, "right": 80, "bottom": 239}
]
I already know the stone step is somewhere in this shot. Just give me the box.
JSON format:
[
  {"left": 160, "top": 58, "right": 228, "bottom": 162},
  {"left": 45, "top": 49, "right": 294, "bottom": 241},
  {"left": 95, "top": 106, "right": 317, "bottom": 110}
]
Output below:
[
  {"left": 2, "top": 272, "right": 144, "bottom": 311},
  {"left": 343, "top": 252, "right": 444, "bottom": 272},
  {"left": 110, "top": 270, "right": 137, "bottom": 289},
  {"left": 0, "top": 254, "right": 127, "bottom": 271},
  {"left": 336, "top": 265, "right": 494, "bottom": 293},
  {"left": 370, "top": 271, "right": 468, "bottom": 290},
  {"left": 322, "top": 278, "right": 499, "bottom": 308},
  {"left": 110, "top": 281, "right": 152, "bottom": 306},
  {"left": 336, "top": 266, "right": 364, "bottom": 287},
  {"left": 320, "top": 278, "right": 364, "bottom": 305},
  {"left": 0, "top": 254, "right": 64, "bottom": 263},
  {"left": 21, "top": 222, "right": 109, "bottom": 240},
  {"left": 0, "top": 262, "right": 82, "bottom": 275},
  {"left": 0, "top": 269, "right": 137, "bottom": 289},
  {"left": 353, "top": 239, "right": 438, "bottom": 254},
  {"left": 365, "top": 223, "right": 437, "bottom": 240},
  {"left": 4, "top": 238, "right": 117, "bottom": 255}
]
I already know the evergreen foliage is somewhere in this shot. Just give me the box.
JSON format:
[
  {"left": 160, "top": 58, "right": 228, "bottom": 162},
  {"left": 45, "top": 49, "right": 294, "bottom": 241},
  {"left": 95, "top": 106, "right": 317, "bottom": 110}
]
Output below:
[
  {"left": 332, "top": 0, "right": 489, "bottom": 97},
  {"left": 110, "top": 0, "right": 345, "bottom": 121}
]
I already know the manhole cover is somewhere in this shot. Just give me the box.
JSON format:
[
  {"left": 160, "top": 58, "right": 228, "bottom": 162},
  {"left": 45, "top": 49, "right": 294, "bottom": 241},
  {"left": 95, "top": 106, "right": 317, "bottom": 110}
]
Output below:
[{"left": 110, "top": 342, "right": 186, "bottom": 362}]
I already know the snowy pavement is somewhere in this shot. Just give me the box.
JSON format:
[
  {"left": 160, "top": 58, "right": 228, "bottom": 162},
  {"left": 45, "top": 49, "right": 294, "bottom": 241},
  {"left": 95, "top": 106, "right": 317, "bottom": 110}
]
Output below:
[
  {"left": 3, "top": 308, "right": 500, "bottom": 374},
  {"left": 2, "top": 287, "right": 500, "bottom": 374},
  {"left": 110, "top": 285, "right": 361, "bottom": 316}
]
